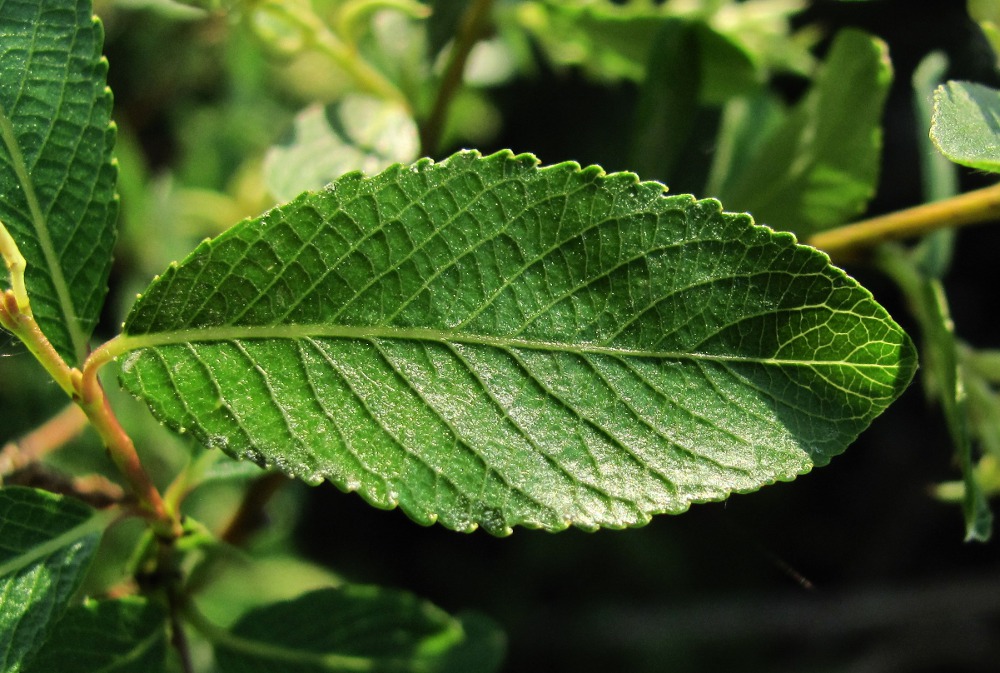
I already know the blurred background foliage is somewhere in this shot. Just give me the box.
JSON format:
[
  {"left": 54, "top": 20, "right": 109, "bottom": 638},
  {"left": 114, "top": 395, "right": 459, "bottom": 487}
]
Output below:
[{"left": 3, "top": 0, "right": 1000, "bottom": 671}]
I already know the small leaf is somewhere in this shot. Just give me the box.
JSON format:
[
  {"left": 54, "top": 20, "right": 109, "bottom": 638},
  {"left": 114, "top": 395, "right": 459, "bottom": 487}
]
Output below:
[
  {"left": 211, "top": 586, "right": 504, "bottom": 673},
  {"left": 0, "top": 0, "right": 118, "bottom": 366},
  {"left": 23, "top": 598, "right": 168, "bottom": 673},
  {"left": 0, "top": 486, "right": 105, "bottom": 673},
  {"left": 114, "top": 151, "right": 916, "bottom": 535},
  {"left": 930, "top": 80, "right": 1000, "bottom": 173},
  {"left": 719, "top": 29, "right": 892, "bottom": 236},
  {"left": 264, "top": 96, "right": 419, "bottom": 203}
]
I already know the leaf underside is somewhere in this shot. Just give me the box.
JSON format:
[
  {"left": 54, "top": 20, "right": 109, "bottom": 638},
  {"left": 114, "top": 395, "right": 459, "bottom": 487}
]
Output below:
[
  {"left": 0, "top": 487, "right": 101, "bottom": 673},
  {"left": 118, "top": 150, "right": 916, "bottom": 535},
  {"left": 0, "top": 0, "right": 118, "bottom": 366}
]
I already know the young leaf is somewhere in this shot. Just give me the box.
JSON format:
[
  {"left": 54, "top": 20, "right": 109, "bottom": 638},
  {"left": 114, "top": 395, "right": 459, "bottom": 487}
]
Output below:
[
  {"left": 114, "top": 150, "right": 916, "bottom": 535},
  {"left": 209, "top": 586, "right": 503, "bottom": 673},
  {"left": 0, "top": 486, "right": 105, "bottom": 672},
  {"left": 930, "top": 80, "right": 1000, "bottom": 173},
  {"left": 718, "top": 29, "right": 892, "bottom": 236},
  {"left": 23, "top": 598, "right": 168, "bottom": 673},
  {"left": 0, "top": 0, "right": 118, "bottom": 366},
  {"left": 264, "top": 96, "right": 419, "bottom": 203}
]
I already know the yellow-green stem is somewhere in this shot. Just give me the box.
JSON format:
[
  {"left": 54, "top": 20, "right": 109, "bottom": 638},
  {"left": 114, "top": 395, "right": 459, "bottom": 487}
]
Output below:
[{"left": 808, "top": 182, "right": 1000, "bottom": 259}]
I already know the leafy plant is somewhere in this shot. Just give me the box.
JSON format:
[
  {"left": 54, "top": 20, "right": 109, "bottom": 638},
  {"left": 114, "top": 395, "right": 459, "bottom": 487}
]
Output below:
[{"left": 2, "top": 0, "right": 998, "bottom": 671}]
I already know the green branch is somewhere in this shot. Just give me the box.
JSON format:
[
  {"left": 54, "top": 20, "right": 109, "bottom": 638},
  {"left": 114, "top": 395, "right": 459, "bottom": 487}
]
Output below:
[{"left": 808, "top": 182, "right": 1000, "bottom": 260}]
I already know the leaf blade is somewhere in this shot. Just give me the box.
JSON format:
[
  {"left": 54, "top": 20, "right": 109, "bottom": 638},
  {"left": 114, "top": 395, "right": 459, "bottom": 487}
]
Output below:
[
  {"left": 930, "top": 80, "right": 1000, "bottom": 173},
  {"left": 0, "top": 0, "right": 118, "bottom": 365},
  {"left": 0, "top": 486, "right": 104, "bottom": 673},
  {"left": 117, "top": 151, "right": 916, "bottom": 534}
]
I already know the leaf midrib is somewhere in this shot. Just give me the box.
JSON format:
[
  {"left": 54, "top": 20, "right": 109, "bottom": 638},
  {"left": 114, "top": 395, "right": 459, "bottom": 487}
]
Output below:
[
  {"left": 0, "top": 100, "right": 88, "bottom": 363},
  {"left": 113, "top": 323, "right": 894, "bottom": 369}
]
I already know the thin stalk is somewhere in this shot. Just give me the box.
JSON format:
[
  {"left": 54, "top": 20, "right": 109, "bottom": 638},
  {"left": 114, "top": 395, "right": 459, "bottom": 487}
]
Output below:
[
  {"left": 808, "top": 182, "right": 1000, "bottom": 259},
  {"left": 2, "top": 225, "right": 177, "bottom": 536},
  {"left": 0, "top": 403, "right": 88, "bottom": 477},
  {"left": 419, "top": 0, "right": 495, "bottom": 155}
]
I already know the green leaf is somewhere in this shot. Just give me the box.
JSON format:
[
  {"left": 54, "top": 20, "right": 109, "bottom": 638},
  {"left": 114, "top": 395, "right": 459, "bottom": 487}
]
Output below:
[
  {"left": 264, "top": 96, "right": 419, "bottom": 203},
  {"left": 209, "top": 586, "right": 504, "bottom": 673},
  {"left": 0, "top": 0, "right": 118, "bottom": 366},
  {"left": 718, "top": 29, "right": 892, "bottom": 236},
  {"left": 0, "top": 486, "right": 105, "bottom": 672},
  {"left": 115, "top": 150, "right": 916, "bottom": 535},
  {"left": 23, "top": 598, "right": 168, "bottom": 673},
  {"left": 930, "top": 80, "right": 1000, "bottom": 173}
]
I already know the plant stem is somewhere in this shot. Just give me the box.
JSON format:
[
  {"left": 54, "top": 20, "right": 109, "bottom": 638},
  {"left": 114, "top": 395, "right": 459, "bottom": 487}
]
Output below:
[
  {"left": 0, "top": 403, "right": 88, "bottom": 477},
  {"left": 808, "top": 182, "right": 1000, "bottom": 259},
  {"left": 2, "top": 251, "right": 177, "bottom": 536},
  {"left": 419, "top": 0, "right": 495, "bottom": 155}
]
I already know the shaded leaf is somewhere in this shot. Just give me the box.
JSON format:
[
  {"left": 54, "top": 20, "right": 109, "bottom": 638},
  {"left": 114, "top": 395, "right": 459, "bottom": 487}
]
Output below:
[
  {"left": 264, "top": 96, "right": 419, "bottom": 203},
  {"left": 930, "top": 80, "right": 1000, "bottom": 173},
  {"left": 116, "top": 150, "right": 915, "bottom": 535},
  {"left": 211, "top": 586, "right": 504, "bottom": 673},
  {"left": 23, "top": 598, "right": 168, "bottom": 673},
  {"left": 0, "top": 486, "right": 104, "bottom": 672},
  {"left": 0, "top": 0, "right": 118, "bottom": 365},
  {"left": 719, "top": 29, "right": 892, "bottom": 236}
]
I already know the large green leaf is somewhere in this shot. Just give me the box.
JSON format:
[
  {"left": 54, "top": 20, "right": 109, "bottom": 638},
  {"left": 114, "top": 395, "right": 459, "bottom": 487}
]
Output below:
[
  {"left": 718, "top": 29, "right": 892, "bottom": 236},
  {"left": 114, "top": 150, "right": 916, "bottom": 535},
  {"left": 0, "top": 486, "right": 104, "bottom": 673},
  {"left": 0, "top": 0, "right": 118, "bottom": 366},
  {"left": 23, "top": 598, "right": 168, "bottom": 673},
  {"left": 210, "top": 586, "right": 504, "bottom": 673},
  {"left": 930, "top": 80, "right": 1000, "bottom": 174}
]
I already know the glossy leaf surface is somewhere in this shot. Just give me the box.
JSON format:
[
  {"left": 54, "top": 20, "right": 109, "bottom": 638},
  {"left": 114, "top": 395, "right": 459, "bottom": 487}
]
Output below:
[
  {"left": 0, "top": 487, "right": 103, "bottom": 672},
  {"left": 117, "top": 151, "right": 916, "bottom": 535},
  {"left": 931, "top": 80, "right": 1000, "bottom": 173},
  {"left": 0, "top": 0, "right": 118, "bottom": 365},
  {"left": 212, "top": 586, "right": 504, "bottom": 673}
]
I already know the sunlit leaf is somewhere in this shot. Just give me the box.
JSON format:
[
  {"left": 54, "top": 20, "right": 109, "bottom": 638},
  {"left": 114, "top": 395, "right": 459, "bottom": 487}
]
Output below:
[
  {"left": 931, "top": 80, "right": 1000, "bottom": 174},
  {"left": 0, "top": 0, "right": 118, "bottom": 365},
  {"left": 115, "top": 150, "right": 915, "bottom": 535}
]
